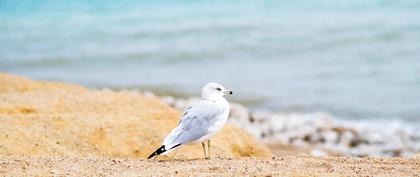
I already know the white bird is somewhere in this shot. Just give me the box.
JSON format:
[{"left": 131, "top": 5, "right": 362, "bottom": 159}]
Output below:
[{"left": 148, "top": 82, "right": 233, "bottom": 159}]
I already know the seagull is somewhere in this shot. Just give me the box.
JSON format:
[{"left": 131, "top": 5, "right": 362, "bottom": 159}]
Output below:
[{"left": 148, "top": 82, "right": 233, "bottom": 159}]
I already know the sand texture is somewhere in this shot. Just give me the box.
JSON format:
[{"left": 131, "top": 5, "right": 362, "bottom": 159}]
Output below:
[
  {"left": 0, "top": 73, "right": 271, "bottom": 159},
  {"left": 0, "top": 73, "right": 418, "bottom": 177},
  {"left": 0, "top": 156, "right": 418, "bottom": 176}
]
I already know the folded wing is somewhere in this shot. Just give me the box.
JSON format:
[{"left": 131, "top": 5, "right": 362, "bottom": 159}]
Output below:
[{"left": 163, "top": 101, "right": 222, "bottom": 150}]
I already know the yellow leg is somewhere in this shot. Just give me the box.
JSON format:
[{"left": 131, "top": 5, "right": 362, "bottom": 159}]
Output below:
[
  {"left": 201, "top": 142, "right": 207, "bottom": 159},
  {"left": 206, "top": 140, "right": 211, "bottom": 160}
]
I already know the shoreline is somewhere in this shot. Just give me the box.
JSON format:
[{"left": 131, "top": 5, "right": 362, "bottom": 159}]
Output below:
[{"left": 116, "top": 88, "right": 420, "bottom": 158}]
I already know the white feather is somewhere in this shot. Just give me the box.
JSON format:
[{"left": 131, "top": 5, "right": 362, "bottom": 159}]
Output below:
[{"left": 160, "top": 82, "right": 231, "bottom": 153}]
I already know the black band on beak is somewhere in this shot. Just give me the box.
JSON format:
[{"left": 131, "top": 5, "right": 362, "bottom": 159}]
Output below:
[{"left": 224, "top": 90, "right": 233, "bottom": 95}]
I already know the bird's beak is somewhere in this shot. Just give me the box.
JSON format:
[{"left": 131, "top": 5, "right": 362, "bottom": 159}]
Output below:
[{"left": 223, "top": 90, "right": 233, "bottom": 95}]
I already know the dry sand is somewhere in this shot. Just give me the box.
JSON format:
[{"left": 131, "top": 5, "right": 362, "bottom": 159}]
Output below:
[
  {"left": 0, "top": 73, "right": 419, "bottom": 176},
  {"left": 0, "top": 73, "right": 271, "bottom": 159},
  {"left": 1, "top": 156, "right": 418, "bottom": 176}
]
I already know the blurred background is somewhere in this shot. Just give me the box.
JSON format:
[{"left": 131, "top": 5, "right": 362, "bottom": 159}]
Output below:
[{"left": 1, "top": 0, "right": 419, "bottom": 125}]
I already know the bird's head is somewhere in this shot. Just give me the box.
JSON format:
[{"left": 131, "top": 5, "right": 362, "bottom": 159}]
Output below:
[{"left": 202, "top": 82, "right": 233, "bottom": 100}]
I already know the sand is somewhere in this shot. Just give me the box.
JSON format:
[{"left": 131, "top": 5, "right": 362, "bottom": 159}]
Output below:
[
  {"left": 1, "top": 156, "right": 418, "bottom": 176},
  {"left": 0, "top": 73, "right": 419, "bottom": 176},
  {"left": 0, "top": 73, "right": 271, "bottom": 159}
]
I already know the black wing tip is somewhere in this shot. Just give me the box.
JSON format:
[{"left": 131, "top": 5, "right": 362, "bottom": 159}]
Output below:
[
  {"left": 171, "top": 143, "right": 182, "bottom": 150},
  {"left": 147, "top": 144, "right": 183, "bottom": 159},
  {"left": 148, "top": 145, "right": 166, "bottom": 159}
]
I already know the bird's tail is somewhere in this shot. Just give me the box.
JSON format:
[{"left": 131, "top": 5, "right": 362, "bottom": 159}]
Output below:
[
  {"left": 147, "top": 144, "right": 182, "bottom": 159},
  {"left": 148, "top": 145, "right": 166, "bottom": 159}
]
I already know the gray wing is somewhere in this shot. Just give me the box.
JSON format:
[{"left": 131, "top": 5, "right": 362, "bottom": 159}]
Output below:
[{"left": 163, "top": 101, "right": 222, "bottom": 149}]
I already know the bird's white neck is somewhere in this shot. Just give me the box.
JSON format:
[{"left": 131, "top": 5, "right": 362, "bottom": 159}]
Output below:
[
  {"left": 202, "top": 95, "right": 224, "bottom": 102},
  {"left": 203, "top": 96, "right": 229, "bottom": 111}
]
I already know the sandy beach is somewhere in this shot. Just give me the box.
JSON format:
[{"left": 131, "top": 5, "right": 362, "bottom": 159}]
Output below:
[
  {"left": 3, "top": 1, "right": 420, "bottom": 176},
  {"left": 1, "top": 156, "right": 418, "bottom": 176},
  {"left": 0, "top": 73, "right": 419, "bottom": 176}
]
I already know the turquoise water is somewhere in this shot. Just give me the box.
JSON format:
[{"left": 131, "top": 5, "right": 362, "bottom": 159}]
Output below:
[{"left": 1, "top": 0, "right": 420, "bottom": 122}]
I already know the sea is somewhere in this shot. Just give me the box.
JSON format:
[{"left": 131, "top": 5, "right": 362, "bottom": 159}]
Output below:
[{"left": 1, "top": 0, "right": 419, "bottom": 127}]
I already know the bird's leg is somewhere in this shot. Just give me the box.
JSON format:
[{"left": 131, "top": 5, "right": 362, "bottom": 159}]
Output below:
[
  {"left": 201, "top": 142, "right": 207, "bottom": 159},
  {"left": 206, "top": 140, "right": 211, "bottom": 160}
]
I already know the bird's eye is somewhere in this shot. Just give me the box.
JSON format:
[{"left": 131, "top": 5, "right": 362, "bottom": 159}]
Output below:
[{"left": 216, "top": 88, "right": 222, "bottom": 91}]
